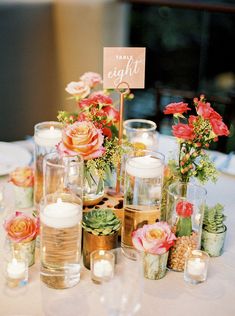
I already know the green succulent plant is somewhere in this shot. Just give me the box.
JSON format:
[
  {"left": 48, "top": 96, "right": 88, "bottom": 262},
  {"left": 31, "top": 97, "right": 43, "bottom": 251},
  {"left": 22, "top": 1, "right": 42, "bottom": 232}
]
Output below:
[
  {"left": 82, "top": 209, "right": 121, "bottom": 236},
  {"left": 203, "top": 203, "right": 226, "bottom": 233}
]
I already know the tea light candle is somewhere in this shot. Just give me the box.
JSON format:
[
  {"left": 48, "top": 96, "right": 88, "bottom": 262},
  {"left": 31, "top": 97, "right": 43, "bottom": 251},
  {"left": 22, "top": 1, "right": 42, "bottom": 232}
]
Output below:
[
  {"left": 91, "top": 250, "right": 115, "bottom": 283},
  {"left": 184, "top": 250, "right": 209, "bottom": 284},
  {"left": 132, "top": 132, "right": 155, "bottom": 148},
  {"left": 93, "top": 259, "right": 113, "bottom": 278},
  {"left": 34, "top": 126, "right": 62, "bottom": 147},
  {"left": 7, "top": 258, "right": 26, "bottom": 279}
]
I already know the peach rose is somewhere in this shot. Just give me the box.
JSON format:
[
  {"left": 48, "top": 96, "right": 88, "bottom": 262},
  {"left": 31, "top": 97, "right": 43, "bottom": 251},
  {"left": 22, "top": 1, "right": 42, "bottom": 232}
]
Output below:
[
  {"left": 58, "top": 121, "right": 105, "bottom": 160},
  {"left": 4, "top": 211, "right": 38, "bottom": 242},
  {"left": 65, "top": 81, "right": 90, "bottom": 98},
  {"left": 9, "top": 167, "right": 34, "bottom": 187},
  {"left": 80, "top": 72, "right": 102, "bottom": 88}
]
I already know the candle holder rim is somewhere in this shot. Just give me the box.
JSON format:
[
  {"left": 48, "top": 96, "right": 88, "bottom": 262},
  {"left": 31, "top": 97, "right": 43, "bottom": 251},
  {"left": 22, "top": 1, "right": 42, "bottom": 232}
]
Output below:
[
  {"left": 189, "top": 249, "right": 210, "bottom": 259},
  {"left": 166, "top": 181, "right": 207, "bottom": 198},
  {"left": 34, "top": 121, "right": 63, "bottom": 132},
  {"left": 124, "top": 118, "right": 157, "bottom": 132},
  {"left": 126, "top": 150, "right": 165, "bottom": 163},
  {"left": 43, "top": 151, "right": 83, "bottom": 169}
]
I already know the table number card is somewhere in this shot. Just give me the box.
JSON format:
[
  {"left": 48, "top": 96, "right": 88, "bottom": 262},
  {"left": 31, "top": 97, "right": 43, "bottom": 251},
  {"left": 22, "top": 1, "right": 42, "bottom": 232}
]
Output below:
[{"left": 103, "top": 47, "right": 146, "bottom": 89}]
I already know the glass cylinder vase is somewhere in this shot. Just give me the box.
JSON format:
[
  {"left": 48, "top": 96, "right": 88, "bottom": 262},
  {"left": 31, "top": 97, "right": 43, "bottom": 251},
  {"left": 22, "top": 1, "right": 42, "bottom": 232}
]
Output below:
[
  {"left": 166, "top": 182, "right": 207, "bottom": 272},
  {"left": 121, "top": 150, "right": 164, "bottom": 259},
  {"left": 34, "top": 121, "right": 62, "bottom": 205},
  {"left": 124, "top": 119, "right": 158, "bottom": 150},
  {"left": 40, "top": 152, "right": 83, "bottom": 289},
  {"left": 83, "top": 167, "right": 104, "bottom": 206}
]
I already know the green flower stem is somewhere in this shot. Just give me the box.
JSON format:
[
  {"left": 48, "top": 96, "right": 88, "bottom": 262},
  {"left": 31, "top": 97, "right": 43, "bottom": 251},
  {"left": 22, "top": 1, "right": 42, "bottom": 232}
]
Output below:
[{"left": 176, "top": 217, "right": 192, "bottom": 237}]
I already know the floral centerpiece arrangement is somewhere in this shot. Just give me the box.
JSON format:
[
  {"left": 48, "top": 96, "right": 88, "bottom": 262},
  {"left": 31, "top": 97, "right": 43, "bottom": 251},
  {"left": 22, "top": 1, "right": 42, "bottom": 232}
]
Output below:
[
  {"left": 132, "top": 222, "right": 176, "bottom": 280},
  {"left": 163, "top": 95, "right": 229, "bottom": 271},
  {"left": 57, "top": 72, "right": 133, "bottom": 205},
  {"left": 4, "top": 211, "right": 39, "bottom": 266},
  {"left": 9, "top": 167, "right": 34, "bottom": 209},
  {"left": 163, "top": 94, "right": 229, "bottom": 184}
]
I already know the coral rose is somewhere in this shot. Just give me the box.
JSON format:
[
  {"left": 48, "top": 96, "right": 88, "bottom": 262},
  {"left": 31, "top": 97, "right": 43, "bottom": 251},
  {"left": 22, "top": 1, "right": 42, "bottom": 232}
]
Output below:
[
  {"left": 80, "top": 72, "right": 102, "bottom": 88},
  {"left": 176, "top": 201, "right": 193, "bottom": 218},
  {"left": 196, "top": 101, "right": 213, "bottom": 119},
  {"left": 4, "top": 211, "right": 38, "bottom": 242},
  {"left": 132, "top": 222, "right": 176, "bottom": 255},
  {"left": 65, "top": 81, "right": 90, "bottom": 99},
  {"left": 79, "top": 94, "right": 113, "bottom": 109},
  {"left": 164, "top": 102, "right": 191, "bottom": 115},
  {"left": 58, "top": 121, "right": 105, "bottom": 160},
  {"left": 210, "top": 118, "right": 230, "bottom": 136},
  {"left": 102, "top": 105, "right": 120, "bottom": 123},
  {"left": 172, "top": 123, "right": 195, "bottom": 140},
  {"left": 9, "top": 167, "right": 34, "bottom": 187}
]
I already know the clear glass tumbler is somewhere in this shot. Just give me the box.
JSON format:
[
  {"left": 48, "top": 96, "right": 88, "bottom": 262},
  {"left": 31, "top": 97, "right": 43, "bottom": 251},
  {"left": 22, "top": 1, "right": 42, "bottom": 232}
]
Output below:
[
  {"left": 34, "top": 121, "right": 62, "bottom": 205},
  {"left": 124, "top": 119, "right": 158, "bottom": 150},
  {"left": 121, "top": 150, "right": 164, "bottom": 258},
  {"left": 40, "top": 152, "right": 83, "bottom": 289}
]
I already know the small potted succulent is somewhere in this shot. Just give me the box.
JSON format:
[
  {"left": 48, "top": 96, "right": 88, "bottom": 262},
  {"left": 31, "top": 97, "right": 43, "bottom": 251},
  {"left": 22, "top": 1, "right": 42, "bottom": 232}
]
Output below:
[
  {"left": 201, "top": 203, "right": 227, "bottom": 256},
  {"left": 82, "top": 209, "right": 121, "bottom": 269}
]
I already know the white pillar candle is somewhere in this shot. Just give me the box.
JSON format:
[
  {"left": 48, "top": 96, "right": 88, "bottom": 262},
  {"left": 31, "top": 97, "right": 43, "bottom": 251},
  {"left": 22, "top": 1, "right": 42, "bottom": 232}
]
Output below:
[
  {"left": 93, "top": 259, "right": 114, "bottom": 278},
  {"left": 41, "top": 198, "right": 82, "bottom": 228},
  {"left": 7, "top": 258, "right": 27, "bottom": 279},
  {"left": 187, "top": 258, "right": 206, "bottom": 276},
  {"left": 34, "top": 126, "right": 62, "bottom": 147},
  {"left": 126, "top": 155, "right": 163, "bottom": 178}
]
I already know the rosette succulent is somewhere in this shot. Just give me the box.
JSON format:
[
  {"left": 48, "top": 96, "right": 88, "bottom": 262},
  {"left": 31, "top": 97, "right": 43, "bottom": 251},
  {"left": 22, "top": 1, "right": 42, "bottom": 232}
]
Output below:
[
  {"left": 203, "top": 203, "right": 226, "bottom": 233},
  {"left": 82, "top": 209, "right": 121, "bottom": 236}
]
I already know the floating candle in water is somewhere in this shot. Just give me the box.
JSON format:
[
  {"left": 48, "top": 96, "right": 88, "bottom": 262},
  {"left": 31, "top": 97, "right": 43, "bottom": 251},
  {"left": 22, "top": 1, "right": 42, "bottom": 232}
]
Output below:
[
  {"left": 34, "top": 125, "right": 62, "bottom": 147},
  {"left": 126, "top": 155, "right": 163, "bottom": 178}
]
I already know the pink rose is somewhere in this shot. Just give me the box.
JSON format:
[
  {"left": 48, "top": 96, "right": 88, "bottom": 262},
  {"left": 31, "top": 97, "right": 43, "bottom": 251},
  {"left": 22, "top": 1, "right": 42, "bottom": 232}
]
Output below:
[
  {"left": 164, "top": 102, "right": 191, "bottom": 115},
  {"left": 210, "top": 118, "right": 230, "bottom": 136},
  {"left": 4, "top": 211, "right": 38, "bottom": 243},
  {"left": 172, "top": 123, "right": 195, "bottom": 140},
  {"left": 80, "top": 72, "right": 102, "bottom": 88},
  {"left": 58, "top": 121, "right": 105, "bottom": 160},
  {"left": 132, "top": 222, "right": 176, "bottom": 255},
  {"left": 65, "top": 81, "right": 90, "bottom": 99}
]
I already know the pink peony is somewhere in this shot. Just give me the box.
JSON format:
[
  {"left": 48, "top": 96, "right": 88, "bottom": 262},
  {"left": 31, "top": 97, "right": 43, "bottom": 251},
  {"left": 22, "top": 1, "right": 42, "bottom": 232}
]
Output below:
[
  {"left": 80, "top": 72, "right": 102, "bottom": 88},
  {"left": 163, "top": 102, "right": 191, "bottom": 115},
  {"left": 65, "top": 81, "right": 90, "bottom": 99},
  {"left": 58, "top": 121, "right": 105, "bottom": 160},
  {"left": 172, "top": 123, "right": 195, "bottom": 140},
  {"left": 132, "top": 222, "right": 176, "bottom": 255}
]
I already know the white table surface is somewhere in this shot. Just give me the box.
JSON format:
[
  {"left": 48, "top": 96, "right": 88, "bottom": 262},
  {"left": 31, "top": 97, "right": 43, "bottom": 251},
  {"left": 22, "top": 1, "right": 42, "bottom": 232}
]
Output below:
[{"left": 0, "top": 135, "right": 235, "bottom": 316}]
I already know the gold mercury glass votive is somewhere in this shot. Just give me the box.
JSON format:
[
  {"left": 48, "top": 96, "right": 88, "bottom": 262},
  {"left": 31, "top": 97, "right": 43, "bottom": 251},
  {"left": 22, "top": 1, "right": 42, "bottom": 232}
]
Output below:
[{"left": 90, "top": 250, "right": 115, "bottom": 284}]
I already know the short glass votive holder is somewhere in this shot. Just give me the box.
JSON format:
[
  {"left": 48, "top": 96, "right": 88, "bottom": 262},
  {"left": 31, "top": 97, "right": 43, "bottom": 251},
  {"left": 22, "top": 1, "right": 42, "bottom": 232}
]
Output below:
[
  {"left": 184, "top": 250, "right": 209, "bottom": 285},
  {"left": 90, "top": 250, "right": 115, "bottom": 284},
  {"left": 5, "top": 248, "right": 28, "bottom": 289},
  {"left": 124, "top": 119, "right": 158, "bottom": 150}
]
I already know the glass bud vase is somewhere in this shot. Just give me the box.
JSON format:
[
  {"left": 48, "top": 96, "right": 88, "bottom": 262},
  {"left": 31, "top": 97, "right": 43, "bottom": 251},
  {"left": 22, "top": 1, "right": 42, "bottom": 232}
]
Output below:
[
  {"left": 166, "top": 182, "right": 207, "bottom": 272},
  {"left": 83, "top": 167, "right": 104, "bottom": 206}
]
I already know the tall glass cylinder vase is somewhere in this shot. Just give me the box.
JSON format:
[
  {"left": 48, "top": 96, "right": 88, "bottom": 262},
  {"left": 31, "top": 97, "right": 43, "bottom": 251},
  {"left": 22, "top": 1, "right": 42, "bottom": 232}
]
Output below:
[
  {"left": 34, "top": 121, "right": 62, "bottom": 205},
  {"left": 40, "top": 152, "right": 83, "bottom": 289},
  {"left": 121, "top": 150, "right": 164, "bottom": 258},
  {"left": 166, "top": 182, "right": 207, "bottom": 272}
]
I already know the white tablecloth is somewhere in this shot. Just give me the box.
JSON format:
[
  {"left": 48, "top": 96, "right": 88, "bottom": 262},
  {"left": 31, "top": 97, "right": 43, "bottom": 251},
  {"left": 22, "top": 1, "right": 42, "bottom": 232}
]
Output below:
[{"left": 0, "top": 136, "right": 235, "bottom": 316}]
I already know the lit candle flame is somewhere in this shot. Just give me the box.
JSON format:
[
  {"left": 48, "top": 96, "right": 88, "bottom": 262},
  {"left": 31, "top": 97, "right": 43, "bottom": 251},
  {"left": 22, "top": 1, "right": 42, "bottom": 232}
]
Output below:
[{"left": 49, "top": 126, "right": 55, "bottom": 132}]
